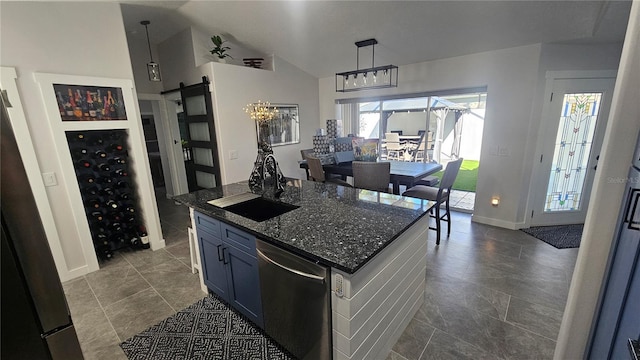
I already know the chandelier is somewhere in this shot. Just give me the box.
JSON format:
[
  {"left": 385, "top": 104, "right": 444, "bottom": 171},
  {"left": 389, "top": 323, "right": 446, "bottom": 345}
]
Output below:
[
  {"left": 244, "top": 100, "right": 278, "bottom": 125},
  {"left": 141, "top": 20, "right": 161, "bottom": 82},
  {"left": 335, "top": 38, "right": 398, "bottom": 92}
]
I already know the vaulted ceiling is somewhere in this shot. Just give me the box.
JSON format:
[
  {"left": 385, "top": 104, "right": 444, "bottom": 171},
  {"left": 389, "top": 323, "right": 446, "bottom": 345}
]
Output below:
[{"left": 120, "top": 1, "right": 632, "bottom": 78}]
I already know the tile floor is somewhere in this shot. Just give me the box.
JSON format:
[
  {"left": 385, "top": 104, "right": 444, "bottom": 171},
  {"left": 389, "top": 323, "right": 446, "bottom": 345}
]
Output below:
[
  {"left": 449, "top": 190, "right": 475, "bottom": 213},
  {"left": 63, "top": 190, "right": 578, "bottom": 360},
  {"left": 62, "top": 189, "right": 202, "bottom": 359}
]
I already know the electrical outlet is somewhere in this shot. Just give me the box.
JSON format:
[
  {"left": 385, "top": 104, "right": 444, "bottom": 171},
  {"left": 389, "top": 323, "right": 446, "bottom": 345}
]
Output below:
[
  {"left": 498, "top": 146, "right": 509, "bottom": 157},
  {"left": 335, "top": 274, "right": 344, "bottom": 297},
  {"left": 229, "top": 150, "right": 238, "bottom": 160}
]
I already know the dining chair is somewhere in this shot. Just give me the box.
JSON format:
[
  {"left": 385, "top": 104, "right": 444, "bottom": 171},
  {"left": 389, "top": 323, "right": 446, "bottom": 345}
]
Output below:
[
  {"left": 306, "top": 156, "right": 352, "bottom": 187},
  {"left": 412, "top": 133, "right": 427, "bottom": 162},
  {"left": 402, "top": 158, "right": 463, "bottom": 245},
  {"left": 352, "top": 161, "right": 391, "bottom": 192},
  {"left": 383, "top": 132, "right": 403, "bottom": 161},
  {"left": 300, "top": 148, "right": 315, "bottom": 160}
]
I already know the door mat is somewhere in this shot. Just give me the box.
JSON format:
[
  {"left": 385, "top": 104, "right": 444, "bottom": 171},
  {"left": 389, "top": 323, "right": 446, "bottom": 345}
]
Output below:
[
  {"left": 120, "top": 295, "right": 294, "bottom": 360},
  {"left": 521, "top": 224, "right": 583, "bottom": 249}
]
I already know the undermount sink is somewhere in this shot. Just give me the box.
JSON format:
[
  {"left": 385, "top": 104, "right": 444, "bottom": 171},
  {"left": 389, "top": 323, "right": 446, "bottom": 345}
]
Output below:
[{"left": 208, "top": 193, "right": 299, "bottom": 222}]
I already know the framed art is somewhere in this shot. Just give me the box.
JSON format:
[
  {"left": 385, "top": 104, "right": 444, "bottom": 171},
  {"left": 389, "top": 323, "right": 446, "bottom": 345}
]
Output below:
[
  {"left": 53, "top": 84, "right": 127, "bottom": 121},
  {"left": 257, "top": 104, "right": 300, "bottom": 146}
]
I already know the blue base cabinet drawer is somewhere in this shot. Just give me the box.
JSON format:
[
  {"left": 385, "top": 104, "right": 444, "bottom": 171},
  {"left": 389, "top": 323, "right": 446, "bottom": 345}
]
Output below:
[
  {"left": 221, "top": 223, "right": 256, "bottom": 256},
  {"left": 195, "top": 213, "right": 263, "bottom": 328},
  {"left": 195, "top": 211, "right": 221, "bottom": 237}
]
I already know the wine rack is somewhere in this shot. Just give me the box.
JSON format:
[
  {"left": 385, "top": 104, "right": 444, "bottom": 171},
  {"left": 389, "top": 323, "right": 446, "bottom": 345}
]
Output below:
[{"left": 66, "top": 130, "right": 148, "bottom": 260}]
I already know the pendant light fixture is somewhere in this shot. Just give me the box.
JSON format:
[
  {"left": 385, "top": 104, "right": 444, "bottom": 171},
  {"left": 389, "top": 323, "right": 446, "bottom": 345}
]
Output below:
[
  {"left": 141, "top": 20, "right": 161, "bottom": 82},
  {"left": 336, "top": 38, "right": 398, "bottom": 92}
]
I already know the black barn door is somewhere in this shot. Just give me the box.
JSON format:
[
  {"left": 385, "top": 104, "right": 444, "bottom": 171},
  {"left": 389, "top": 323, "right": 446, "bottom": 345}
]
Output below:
[{"left": 179, "top": 77, "right": 222, "bottom": 191}]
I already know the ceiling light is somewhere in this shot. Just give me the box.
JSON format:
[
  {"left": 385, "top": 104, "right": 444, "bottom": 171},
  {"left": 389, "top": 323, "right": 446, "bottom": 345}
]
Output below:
[
  {"left": 336, "top": 38, "right": 398, "bottom": 92},
  {"left": 141, "top": 20, "right": 161, "bottom": 82}
]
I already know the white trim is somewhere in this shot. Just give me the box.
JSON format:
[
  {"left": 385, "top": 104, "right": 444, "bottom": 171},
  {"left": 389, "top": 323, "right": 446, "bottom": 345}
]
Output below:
[
  {"left": 471, "top": 214, "right": 524, "bottom": 230},
  {"left": 33, "top": 73, "right": 165, "bottom": 277},
  {"left": 0, "top": 67, "right": 75, "bottom": 282},
  {"left": 526, "top": 75, "right": 616, "bottom": 227},
  {"left": 137, "top": 93, "right": 185, "bottom": 197}
]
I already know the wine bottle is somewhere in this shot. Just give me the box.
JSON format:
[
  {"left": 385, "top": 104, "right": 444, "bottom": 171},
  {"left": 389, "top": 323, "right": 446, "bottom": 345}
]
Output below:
[
  {"left": 112, "top": 156, "right": 126, "bottom": 165},
  {"left": 137, "top": 226, "right": 150, "bottom": 249},
  {"left": 114, "top": 169, "right": 128, "bottom": 177},
  {"left": 110, "top": 221, "right": 122, "bottom": 232},
  {"left": 117, "top": 191, "right": 131, "bottom": 201},
  {"left": 123, "top": 204, "right": 135, "bottom": 214},
  {"left": 68, "top": 89, "right": 78, "bottom": 117},
  {"left": 94, "top": 149, "right": 107, "bottom": 158},
  {"left": 64, "top": 90, "right": 74, "bottom": 117},
  {"left": 110, "top": 143, "right": 124, "bottom": 152},
  {"left": 57, "top": 91, "right": 66, "bottom": 116},
  {"left": 96, "top": 177, "right": 113, "bottom": 185},
  {"left": 77, "top": 159, "right": 93, "bottom": 169},
  {"left": 78, "top": 173, "right": 96, "bottom": 184},
  {"left": 107, "top": 90, "right": 117, "bottom": 116},
  {"left": 71, "top": 146, "right": 89, "bottom": 157},
  {"left": 99, "top": 187, "right": 115, "bottom": 196},
  {"left": 90, "top": 135, "right": 104, "bottom": 146},
  {"left": 90, "top": 210, "right": 105, "bottom": 222},
  {"left": 79, "top": 90, "right": 89, "bottom": 118},
  {"left": 96, "top": 163, "right": 110, "bottom": 172},
  {"left": 84, "top": 185, "right": 99, "bottom": 196},
  {"left": 95, "top": 89, "right": 103, "bottom": 119},
  {"left": 74, "top": 90, "right": 84, "bottom": 119},
  {"left": 103, "top": 95, "right": 110, "bottom": 118},
  {"left": 114, "top": 179, "right": 129, "bottom": 188},
  {"left": 86, "top": 90, "right": 96, "bottom": 118},
  {"left": 85, "top": 198, "right": 101, "bottom": 209},
  {"left": 105, "top": 199, "right": 118, "bottom": 209}
]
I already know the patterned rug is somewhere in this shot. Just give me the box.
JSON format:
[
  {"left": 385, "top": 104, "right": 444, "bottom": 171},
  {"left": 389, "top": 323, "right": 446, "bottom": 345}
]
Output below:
[
  {"left": 120, "top": 295, "right": 294, "bottom": 360},
  {"left": 521, "top": 224, "right": 584, "bottom": 249}
]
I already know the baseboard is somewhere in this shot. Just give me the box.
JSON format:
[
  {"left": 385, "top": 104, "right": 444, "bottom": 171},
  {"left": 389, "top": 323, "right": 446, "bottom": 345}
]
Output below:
[
  {"left": 471, "top": 215, "right": 525, "bottom": 230},
  {"left": 60, "top": 264, "right": 91, "bottom": 282}
]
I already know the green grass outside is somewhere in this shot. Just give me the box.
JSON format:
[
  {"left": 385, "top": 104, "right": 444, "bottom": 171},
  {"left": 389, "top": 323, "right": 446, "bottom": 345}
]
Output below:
[{"left": 430, "top": 159, "right": 479, "bottom": 192}]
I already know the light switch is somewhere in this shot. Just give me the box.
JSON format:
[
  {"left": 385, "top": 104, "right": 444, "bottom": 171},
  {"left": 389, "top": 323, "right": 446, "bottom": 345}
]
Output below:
[
  {"left": 229, "top": 150, "right": 238, "bottom": 160},
  {"left": 42, "top": 172, "right": 57, "bottom": 186}
]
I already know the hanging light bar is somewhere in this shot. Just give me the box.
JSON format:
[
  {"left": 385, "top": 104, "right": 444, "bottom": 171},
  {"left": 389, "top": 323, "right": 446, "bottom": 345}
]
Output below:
[
  {"left": 336, "top": 38, "right": 398, "bottom": 92},
  {"left": 141, "top": 20, "right": 161, "bottom": 82}
]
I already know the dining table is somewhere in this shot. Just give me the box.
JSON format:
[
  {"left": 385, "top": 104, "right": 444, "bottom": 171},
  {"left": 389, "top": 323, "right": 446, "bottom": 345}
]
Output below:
[{"left": 299, "top": 160, "right": 443, "bottom": 195}]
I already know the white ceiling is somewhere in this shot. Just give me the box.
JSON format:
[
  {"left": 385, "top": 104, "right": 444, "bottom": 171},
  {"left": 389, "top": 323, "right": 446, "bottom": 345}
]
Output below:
[{"left": 120, "top": 1, "right": 632, "bottom": 78}]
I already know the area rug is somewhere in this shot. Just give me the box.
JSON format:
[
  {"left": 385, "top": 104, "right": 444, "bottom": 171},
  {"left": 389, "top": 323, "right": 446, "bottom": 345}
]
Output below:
[
  {"left": 521, "top": 224, "right": 584, "bottom": 249},
  {"left": 120, "top": 295, "right": 294, "bottom": 360}
]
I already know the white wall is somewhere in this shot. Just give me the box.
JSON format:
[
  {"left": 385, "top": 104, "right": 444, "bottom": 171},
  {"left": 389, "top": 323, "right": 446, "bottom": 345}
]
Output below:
[
  {"left": 208, "top": 55, "right": 318, "bottom": 183},
  {"left": 157, "top": 28, "right": 318, "bottom": 185},
  {"left": 321, "top": 44, "right": 542, "bottom": 228},
  {"left": 320, "top": 41, "right": 624, "bottom": 228},
  {"left": 0, "top": 2, "right": 139, "bottom": 279},
  {"left": 555, "top": 2, "right": 640, "bottom": 357}
]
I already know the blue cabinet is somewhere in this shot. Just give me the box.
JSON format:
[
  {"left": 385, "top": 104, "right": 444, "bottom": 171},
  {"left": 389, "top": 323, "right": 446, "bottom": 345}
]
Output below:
[{"left": 194, "top": 211, "right": 263, "bottom": 328}]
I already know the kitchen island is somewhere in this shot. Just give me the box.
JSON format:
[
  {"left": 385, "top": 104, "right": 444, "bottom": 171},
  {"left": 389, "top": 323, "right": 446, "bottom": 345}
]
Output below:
[{"left": 174, "top": 179, "right": 434, "bottom": 360}]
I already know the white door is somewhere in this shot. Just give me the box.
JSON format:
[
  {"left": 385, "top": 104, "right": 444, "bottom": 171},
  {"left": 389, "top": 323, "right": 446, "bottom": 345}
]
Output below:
[{"left": 530, "top": 77, "right": 615, "bottom": 226}]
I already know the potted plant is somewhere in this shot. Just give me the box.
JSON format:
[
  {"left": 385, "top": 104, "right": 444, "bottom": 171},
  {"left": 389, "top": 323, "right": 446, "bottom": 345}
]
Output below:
[{"left": 210, "top": 35, "right": 232, "bottom": 63}]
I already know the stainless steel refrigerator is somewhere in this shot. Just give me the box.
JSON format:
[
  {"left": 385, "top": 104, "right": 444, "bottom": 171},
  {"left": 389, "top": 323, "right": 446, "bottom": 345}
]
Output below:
[
  {"left": 1, "top": 92, "right": 84, "bottom": 359},
  {"left": 588, "top": 130, "right": 640, "bottom": 359}
]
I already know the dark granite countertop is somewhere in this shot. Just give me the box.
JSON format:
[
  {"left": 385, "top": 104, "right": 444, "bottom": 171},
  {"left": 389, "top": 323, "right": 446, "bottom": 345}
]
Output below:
[{"left": 173, "top": 179, "right": 433, "bottom": 274}]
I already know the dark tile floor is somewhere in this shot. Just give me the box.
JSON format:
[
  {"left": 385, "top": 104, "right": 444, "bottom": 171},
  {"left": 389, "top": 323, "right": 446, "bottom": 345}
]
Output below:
[
  {"left": 63, "top": 191, "right": 578, "bottom": 360},
  {"left": 62, "top": 189, "right": 201, "bottom": 359}
]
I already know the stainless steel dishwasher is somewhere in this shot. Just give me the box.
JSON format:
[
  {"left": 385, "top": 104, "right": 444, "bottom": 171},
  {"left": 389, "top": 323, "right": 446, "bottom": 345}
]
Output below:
[{"left": 256, "top": 239, "right": 332, "bottom": 359}]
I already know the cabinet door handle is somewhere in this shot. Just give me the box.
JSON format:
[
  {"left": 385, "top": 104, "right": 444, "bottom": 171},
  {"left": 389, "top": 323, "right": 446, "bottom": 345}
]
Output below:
[
  {"left": 216, "top": 244, "right": 224, "bottom": 261},
  {"left": 222, "top": 247, "right": 229, "bottom": 264}
]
